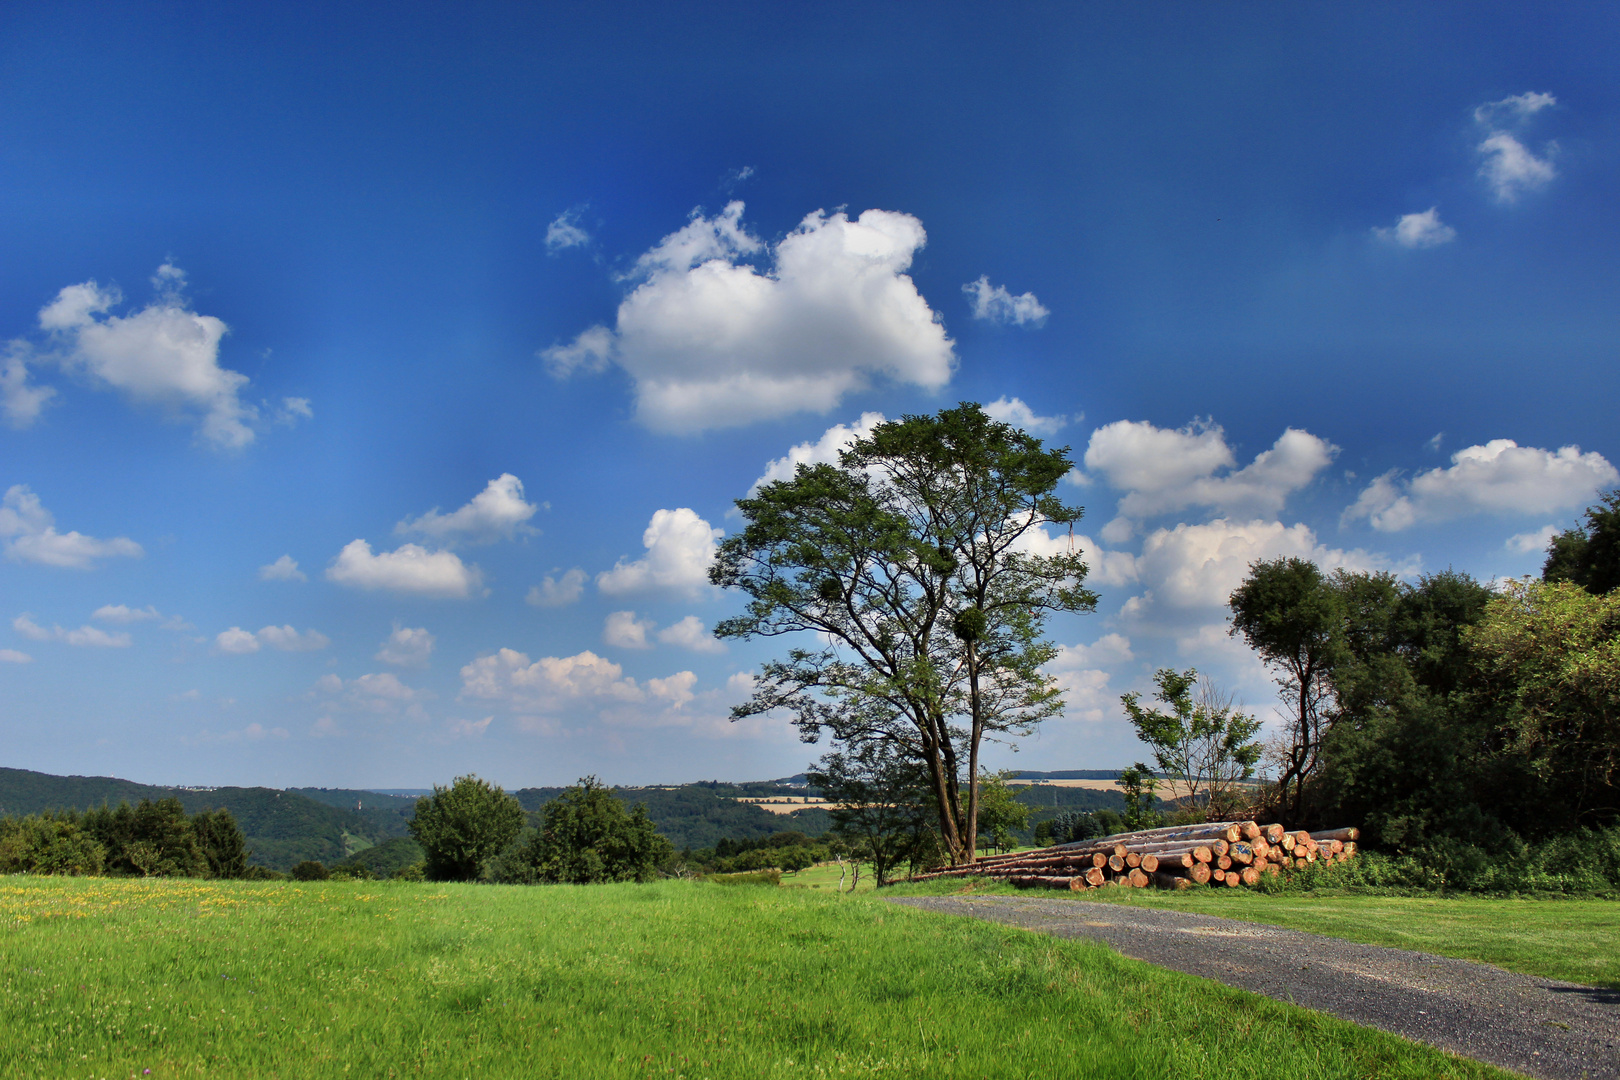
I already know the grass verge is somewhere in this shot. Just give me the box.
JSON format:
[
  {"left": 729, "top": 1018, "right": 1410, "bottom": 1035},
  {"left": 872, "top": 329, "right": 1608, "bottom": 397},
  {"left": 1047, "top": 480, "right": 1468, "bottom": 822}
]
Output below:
[
  {"left": 1051, "top": 886, "right": 1619, "bottom": 989},
  {"left": 1, "top": 876, "right": 1514, "bottom": 1079}
]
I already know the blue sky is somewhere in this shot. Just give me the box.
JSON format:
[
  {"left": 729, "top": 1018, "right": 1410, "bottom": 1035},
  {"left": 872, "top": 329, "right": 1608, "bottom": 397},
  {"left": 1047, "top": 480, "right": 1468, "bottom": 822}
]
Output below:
[{"left": 3, "top": 3, "right": 1617, "bottom": 788}]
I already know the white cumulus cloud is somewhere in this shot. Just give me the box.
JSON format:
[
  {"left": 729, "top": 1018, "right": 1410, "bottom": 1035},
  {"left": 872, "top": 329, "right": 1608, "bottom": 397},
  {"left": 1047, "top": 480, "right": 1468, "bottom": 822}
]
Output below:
[
  {"left": 1011, "top": 525, "right": 1139, "bottom": 589},
  {"left": 215, "top": 625, "right": 329, "bottom": 654},
  {"left": 1081, "top": 420, "right": 1337, "bottom": 522},
  {"left": 603, "top": 611, "right": 655, "bottom": 649},
  {"left": 1506, "top": 525, "right": 1558, "bottom": 554},
  {"left": 0, "top": 485, "right": 143, "bottom": 569},
  {"left": 962, "top": 276, "right": 1049, "bottom": 326},
  {"left": 396, "top": 473, "right": 539, "bottom": 546},
  {"left": 377, "top": 624, "right": 435, "bottom": 668},
  {"left": 1, "top": 344, "right": 54, "bottom": 428},
  {"left": 544, "top": 201, "right": 954, "bottom": 433},
  {"left": 1344, "top": 440, "right": 1617, "bottom": 531},
  {"left": 36, "top": 265, "right": 264, "bottom": 449},
  {"left": 326, "top": 539, "right": 484, "bottom": 598},
  {"left": 983, "top": 396, "right": 1067, "bottom": 437},
  {"left": 1473, "top": 91, "right": 1557, "bottom": 127},
  {"left": 527, "top": 568, "right": 586, "bottom": 607},
  {"left": 15, "top": 613, "right": 130, "bottom": 648},
  {"left": 258, "top": 555, "right": 307, "bottom": 582},
  {"left": 597, "top": 508, "right": 721, "bottom": 597},
  {"left": 657, "top": 615, "right": 727, "bottom": 654},
  {"left": 460, "top": 647, "right": 707, "bottom": 729},
  {"left": 748, "top": 412, "right": 885, "bottom": 495},
  {"left": 92, "top": 604, "right": 159, "bottom": 624},
  {"left": 1374, "top": 207, "right": 1457, "bottom": 248}
]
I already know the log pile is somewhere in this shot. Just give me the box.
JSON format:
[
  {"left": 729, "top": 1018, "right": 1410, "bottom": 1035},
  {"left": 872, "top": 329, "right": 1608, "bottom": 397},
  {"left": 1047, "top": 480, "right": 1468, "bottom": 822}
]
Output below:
[{"left": 912, "top": 822, "right": 1360, "bottom": 892}]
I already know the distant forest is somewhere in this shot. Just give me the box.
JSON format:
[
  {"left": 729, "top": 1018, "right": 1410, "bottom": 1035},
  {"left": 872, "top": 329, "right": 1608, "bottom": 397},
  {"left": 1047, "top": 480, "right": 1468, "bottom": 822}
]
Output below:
[{"left": 0, "top": 766, "right": 1129, "bottom": 870}]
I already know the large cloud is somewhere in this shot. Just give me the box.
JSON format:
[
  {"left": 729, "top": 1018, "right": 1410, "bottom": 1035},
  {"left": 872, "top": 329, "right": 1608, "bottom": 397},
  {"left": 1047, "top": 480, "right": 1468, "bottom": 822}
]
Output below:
[
  {"left": 395, "top": 473, "right": 539, "bottom": 546},
  {"left": 1344, "top": 440, "right": 1617, "bottom": 531},
  {"left": 1081, "top": 420, "right": 1337, "bottom": 522},
  {"left": 1120, "top": 518, "right": 1392, "bottom": 630},
  {"left": 597, "top": 508, "right": 721, "bottom": 597},
  {"left": 460, "top": 647, "right": 700, "bottom": 726},
  {"left": 543, "top": 202, "right": 954, "bottom": 433},
  {"left": 0, "top": 485, "right": 142, "bottom": 569},
  {"left": 326, "top": 539, "right": 484, "bottom": 598},
  {"left": 36, "top": 265, "right": 266, "bottom": 449}
]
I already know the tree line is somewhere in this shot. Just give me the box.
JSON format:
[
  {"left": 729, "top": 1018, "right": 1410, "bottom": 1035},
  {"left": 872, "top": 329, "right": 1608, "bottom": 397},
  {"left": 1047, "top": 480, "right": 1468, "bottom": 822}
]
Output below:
[{"left": 0, "top": 797, "right": 249, "bottom": 878}]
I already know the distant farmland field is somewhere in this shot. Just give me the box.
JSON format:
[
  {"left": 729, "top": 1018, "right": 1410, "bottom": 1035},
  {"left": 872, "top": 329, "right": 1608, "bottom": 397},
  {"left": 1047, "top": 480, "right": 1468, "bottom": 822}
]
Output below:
[{"left": 1, "top": 876, "right": 1509, "bottom": 1078}]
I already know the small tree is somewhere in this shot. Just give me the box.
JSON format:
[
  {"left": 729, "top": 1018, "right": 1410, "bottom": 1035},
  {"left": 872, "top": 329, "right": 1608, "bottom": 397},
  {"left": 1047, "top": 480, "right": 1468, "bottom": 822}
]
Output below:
[
  {"left": 191, "top": 808, "right": 249, "bottom": 879},
  {"left": 503, "top": 777, "right": 671, "bottom": 884},
  {"left": 408, "top": 775, "right": 525, "bottom": 882},
  {"left": 974, "top": 771, "right": 1031, "bottom": 852},
  {"left": 809, "top": 740, "right": 935, "bottom": 887},
  {"left": 1229, "top": 557, "right": 1345, "bottom": 826},
  {"left": 1118, "top": 764, "right": 1160, "bottom": 831},
  {"left": 1122, "top": 669, "right": 1262, "bottom": 821}
]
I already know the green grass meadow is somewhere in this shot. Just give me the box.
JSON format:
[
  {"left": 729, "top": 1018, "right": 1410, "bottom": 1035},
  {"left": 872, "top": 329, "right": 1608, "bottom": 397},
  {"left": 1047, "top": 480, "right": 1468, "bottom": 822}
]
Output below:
[{"left": 0, "top": 877, "right": 1516, "bottom": 1080}]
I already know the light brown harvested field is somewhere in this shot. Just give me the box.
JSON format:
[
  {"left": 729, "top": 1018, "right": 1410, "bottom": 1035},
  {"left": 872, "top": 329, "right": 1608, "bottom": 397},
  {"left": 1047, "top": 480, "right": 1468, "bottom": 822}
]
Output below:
[{"left": 734, "top": 797, "right": 849, "bottom": 815}]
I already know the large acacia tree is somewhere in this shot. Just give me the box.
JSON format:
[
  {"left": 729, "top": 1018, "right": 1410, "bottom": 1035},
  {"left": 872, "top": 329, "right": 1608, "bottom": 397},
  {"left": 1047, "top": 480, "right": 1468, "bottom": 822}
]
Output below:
[{"left": 711, "top": 403, "right": 1096, "bottom": 865}]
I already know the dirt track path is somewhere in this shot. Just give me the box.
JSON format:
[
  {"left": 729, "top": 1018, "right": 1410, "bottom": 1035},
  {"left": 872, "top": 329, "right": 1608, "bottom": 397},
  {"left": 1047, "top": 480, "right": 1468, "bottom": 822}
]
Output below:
[{"left": 889, "top": 895, "right": 1620, "bottom": 1080}]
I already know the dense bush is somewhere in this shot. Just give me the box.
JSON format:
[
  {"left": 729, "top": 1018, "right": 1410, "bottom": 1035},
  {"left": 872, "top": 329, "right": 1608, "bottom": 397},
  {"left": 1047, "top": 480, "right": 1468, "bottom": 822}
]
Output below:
[
  {"left": 496, "top": 777, "right": 672, "bottom": 884},
  {"left": 1250, "top": 825, "right": 1620, "bottom": 897},
  {"left": 408, "top": 775, "right": 525, "bottom": 882},
  {"left": 290, "top": 860, "right": 330, "bottom": 881},
  {"left": 1, "top": 800, "right": 250, "bottom": 879}
]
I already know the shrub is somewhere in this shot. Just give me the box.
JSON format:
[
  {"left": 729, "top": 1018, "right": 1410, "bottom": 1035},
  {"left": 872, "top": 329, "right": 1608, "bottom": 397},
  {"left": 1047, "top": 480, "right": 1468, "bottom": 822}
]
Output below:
[
  {"left": 0, "top": 813, "right": 107, "bottom": 875},
  {"left": 290, "top": 860, "right": 330, "bottom": 881}
]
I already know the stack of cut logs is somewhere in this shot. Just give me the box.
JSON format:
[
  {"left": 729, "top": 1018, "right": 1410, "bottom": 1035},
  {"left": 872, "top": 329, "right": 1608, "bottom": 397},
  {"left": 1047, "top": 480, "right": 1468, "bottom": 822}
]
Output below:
[{"left": 911, "top": 821, "right": 1360, "bottom": 891}]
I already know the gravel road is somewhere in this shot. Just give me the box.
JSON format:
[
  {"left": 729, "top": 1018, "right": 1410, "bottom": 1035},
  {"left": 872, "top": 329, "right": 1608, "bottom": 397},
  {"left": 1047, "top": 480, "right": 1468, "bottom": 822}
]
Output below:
[{"left": 889, "top": 894, "right": 1619, "bottom": 1080}]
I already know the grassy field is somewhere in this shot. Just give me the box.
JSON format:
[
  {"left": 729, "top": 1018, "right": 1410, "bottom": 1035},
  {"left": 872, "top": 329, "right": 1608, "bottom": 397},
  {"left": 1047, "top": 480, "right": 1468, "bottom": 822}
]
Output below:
[
  {"left": 0, "top": 876, "right": 1516, "bottom": 1079},
  {"left": 779, "top": 860, "right": 878, "bottom": 891},
  {"left": 1061, "top": 886, "right": 1620, "bottom": 989}
]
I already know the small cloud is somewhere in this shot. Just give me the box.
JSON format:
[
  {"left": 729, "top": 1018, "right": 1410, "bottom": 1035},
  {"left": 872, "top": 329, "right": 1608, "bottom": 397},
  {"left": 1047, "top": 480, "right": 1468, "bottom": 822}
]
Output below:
[
  {"left": 527, "top": 568, "right": 586, "bottom": 608},
  {"left": 92, "top": 604, "right": 160, "bottom": 624},
  {"left": 1, "top": 344, "right": 55, "bottom": 428},
  {"left": 540, "top": 325, "right": 614, "bottom": 377},
  {"left": 446, "top": 716, "right": 493, "bottom": 739},
  {"left": 310, "top": 716, "right": 342, "bottom": 738},
  {"left": 603, "top": 611, "right": 655, "bottom": 649},
  {"left": 214, "top": 627, "right": 261, "bottom": 654},
  {"left": 215, "top": 624, "right": 330, "bottom": 654},
  {"left": 14, "top": 613, "right": 130, "bottom": 647},
  {"left": 274, "top": 397, "right": 313, "bottom": 426},
  {"left": 326, "top": 540, "right": 484, "bottom": 598},
  {"left": 983, "top": 396, "right": 1066, "bottom": 437},
  {"left": 1477, "top": 132, "right": 1557, "bottom": 203},
  {"left": 545, "top": 208, "right": 592, "bottom": 252},
  {"left": 0, "top": 484, "right": 143, "bottom": 569},
  {"left": 377, "top": 623, "right": 435, "bottom": 668},
  {"left": 656, "top": 615, "right": 726, "bottom": 654},
  {"left": 963, "top": 276, "right": 1049, "bottom": 326},
  {"left": 395, "top": 474, "right": 539, "bottom": 546},
  {"left": 0, "top": 648, "right": 32, "bottom": 663},
  {"left": 1506, "top": 524, "right": 1558, "bottom": 554},
  {"left": 1427, "top": 433, "right": 1444, "bottom": 452},
  {"left": 597, "top": 509, "right": 721, "bottom": 598},
  {"left": 1473, "top": 91, "right": 1556, "bottom": 127},
  {"left": 258, "top": 555, "right": 307, "bottom": 582},
  {"left": 174, "top": 688, "right": 201, "bottom": 700},
  {"left": 1373, "top": 207, "right": 1457, "bottom": 248}
]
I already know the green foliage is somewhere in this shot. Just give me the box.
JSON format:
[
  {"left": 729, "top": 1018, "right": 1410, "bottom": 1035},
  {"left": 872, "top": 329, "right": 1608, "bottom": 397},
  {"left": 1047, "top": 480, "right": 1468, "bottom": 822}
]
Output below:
[
  {"left": 1542, "top": 489, "right": 1620, "bottom": 595},
  {"left": 500, "top": 777, "right": 672, "bottom": 884},
  {"left": 514, "top": 782, "right": 797, "bottom": 850},
  {"left": 408, "top": 775, "right": 524, "bottom": 883},
  {"left": 290, "top": 860, "right": 330, "bottom": 881},
  {"left": 191, "top": 808, "right": 249, "bottom": 879},
  {"left": 332, "top": 836, "right": 424, "bottom": 879},
  {"left": 808, "top": 741, "right": 938, "bottom": 885},
  {"left": 1048, "top": 808, "right": 1118, "bottom": 845},
  {"left": 1122, "top": 669, "right": 1261, "bottom": 820},
  {"left": 973, "top": 771, "right": 1031, "bottom": 852},
  {"left": 714, "top": 403, "right": 1097, "bottom": 864},
  {"left": 80, "top": 798, "right": 206, "bottom": 877},
  {"left": 0, "top": 812, "right": 106, "bottom": 875},
  {"left": 1117, "top": 764, "right": 1161, "bottom": 830}
]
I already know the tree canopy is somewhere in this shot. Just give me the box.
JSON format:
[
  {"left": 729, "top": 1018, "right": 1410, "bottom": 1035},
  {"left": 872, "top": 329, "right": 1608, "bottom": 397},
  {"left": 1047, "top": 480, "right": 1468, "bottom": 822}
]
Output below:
[
  {"left": 500, "top": 777, "right": 671, "bottom": 884},
  {"left": 713, "top": 403, "right": 1096, "bottom": 864},
  {"left": 1543, "top": 489, "right": 1620, "bottom": 596},
  {"left": 408, "top": 775, "right": 524, "bottom": 882}
]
